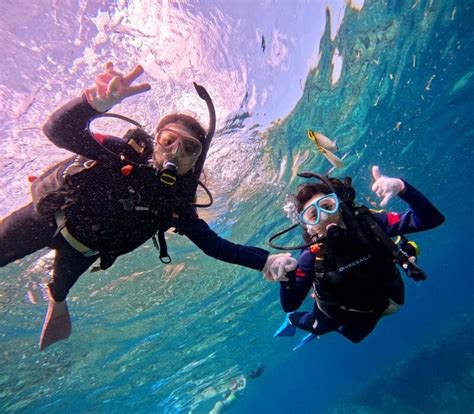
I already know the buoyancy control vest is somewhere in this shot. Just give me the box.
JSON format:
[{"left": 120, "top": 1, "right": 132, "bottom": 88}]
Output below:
[
  {"left": 30, "top": 128, "right": 155, "bottom": 218},
  {"left": 311, "top": 206, "right": 404, "bottom": 318},
  {"left": 31, "top": 129, "right": 197, "bottom": 268}
]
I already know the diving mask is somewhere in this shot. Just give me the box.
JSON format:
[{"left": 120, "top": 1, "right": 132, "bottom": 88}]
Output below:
[
  {"left": 154, "top": 126, "right": 203, "bottom": 174},
  {"left": 299, "top": 193, "right": 339, "bottom": 225},
  {"left": 156, "top": 128, "right": 203, "bottom": 158}
]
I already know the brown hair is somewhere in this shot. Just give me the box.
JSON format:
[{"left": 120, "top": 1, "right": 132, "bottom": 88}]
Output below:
[{"left": 156, "top": 114, "right": 206, "bottom": 143}]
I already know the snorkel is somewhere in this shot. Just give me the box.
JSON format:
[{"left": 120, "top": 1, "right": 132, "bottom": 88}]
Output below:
[
  {"left": 190, "top": 82, "right": 216, "bottom": 208},
  {"left": 192, "top": 82, "right": 216, "bottom": 184}
]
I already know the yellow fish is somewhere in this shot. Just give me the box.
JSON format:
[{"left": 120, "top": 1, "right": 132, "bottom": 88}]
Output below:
[{"left": 307, "top": 130, "right": 343, "bottom": 168}]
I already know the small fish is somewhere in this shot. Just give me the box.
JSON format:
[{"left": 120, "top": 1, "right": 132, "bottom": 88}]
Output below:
[
  {"left": 26, "top": 290, "right": 37, "bottom": 305},
  {"left": 277, "top": 155, "right": 287, "bottom": 183},
  {"left": 307, "top": 130, "right": 343, "bottom": 168},
  {"left": 290, "top": 150, "right": 310, "bottom": 183},
  {"left": 327, "top": 151, "right": 351, "bottom": 174},
  {"left": 425, "top": 74, "right": 436, "bottom": 91},
  {"left": 261, "top": 35, "right": 266, "bottom": 52},
  {"left": 307, "top": 130, "right": 338, "bottom": 151}
]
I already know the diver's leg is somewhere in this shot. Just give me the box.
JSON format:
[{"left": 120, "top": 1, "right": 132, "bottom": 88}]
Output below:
[
  {"left": 337, "top": 314, "right": 380, "bottom": 343},
  {"left": 0, "top": 203, "right": 55, "bottom": 266},
  {"left": 289, "top": 306, "right": 340, "bottom": 336},
  {"left": 39, "top": 242, "right": 97, "bottom": 351},
  {"left": 48, "top": 239, "right": 98, "bottom": 303}
]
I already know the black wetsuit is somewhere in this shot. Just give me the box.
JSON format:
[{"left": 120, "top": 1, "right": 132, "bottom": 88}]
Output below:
[
  {"left": 0, "top": 96, "right": 269, "bottom": 301},
  {"left": 280, "top": 182, "right": 444, "bottom": 343}
]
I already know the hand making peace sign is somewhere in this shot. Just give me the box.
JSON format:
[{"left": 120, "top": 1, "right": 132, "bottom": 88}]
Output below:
[{"left": 85, "top": 62, "right": 151, "bottom": 112}]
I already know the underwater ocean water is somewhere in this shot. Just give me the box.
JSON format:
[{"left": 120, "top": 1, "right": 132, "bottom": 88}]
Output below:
[{"left": 0, "top": 0, "right": 473, "bottom": 413}]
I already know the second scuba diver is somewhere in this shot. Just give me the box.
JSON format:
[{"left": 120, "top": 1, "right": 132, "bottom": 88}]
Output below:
[
  {"left": 0, "top": 62, "right": 297, "bottom": 351},
  {"left": 270, "top": 166, "right": 445, "bottom": 348}
]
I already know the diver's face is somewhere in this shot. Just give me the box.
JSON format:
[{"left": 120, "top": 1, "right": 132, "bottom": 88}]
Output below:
[
  {"left": 154, "top": 123, "right": 203, "bottom": 175},
  {"left": 301, "top": 192, "right": 343, "bottom": 238}
]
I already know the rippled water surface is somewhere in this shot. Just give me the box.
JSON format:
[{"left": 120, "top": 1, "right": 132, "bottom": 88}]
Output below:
[{"left": 1, "top": 1, "right": 473, "bottom": 413}]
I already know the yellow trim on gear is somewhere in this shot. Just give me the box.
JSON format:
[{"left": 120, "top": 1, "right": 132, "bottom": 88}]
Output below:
[
  {"left": 369, "top": 208, "right": 386, "bottom": 214},
  {"left": 407, "top": 241, "right": 420, "bottom": 256},
  {"left": 128, "top": 139, "right": 145, "bottom": 154}
]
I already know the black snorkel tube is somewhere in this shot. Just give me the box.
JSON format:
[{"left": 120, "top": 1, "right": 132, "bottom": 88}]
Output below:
[
  {"left": 191, "top": 82, "right": 216, "bottom": 208},
  {"left": 192, "top": 82, "right": 216, "bottom": 183}
]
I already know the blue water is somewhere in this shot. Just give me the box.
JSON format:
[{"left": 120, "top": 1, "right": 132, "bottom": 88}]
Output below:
[{"left": 0, "top": 1, "right": 473, "bottom": 413}]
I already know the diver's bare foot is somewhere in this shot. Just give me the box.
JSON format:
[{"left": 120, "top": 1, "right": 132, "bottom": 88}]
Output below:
[{"left": 39, "top": 299, "right": 72, "bottom": 351}]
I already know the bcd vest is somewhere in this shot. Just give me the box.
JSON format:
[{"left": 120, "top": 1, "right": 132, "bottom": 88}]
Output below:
[
  {"left": 312, "top": 208, "right": 403, "bottom": 319},
  {"left": 30, "top": 130, "right": 197, "bottom": 265}
]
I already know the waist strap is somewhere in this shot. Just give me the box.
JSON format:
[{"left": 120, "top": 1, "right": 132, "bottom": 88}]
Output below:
[{"left": 55, "top": 212, "right": 99, "bottom": 257}]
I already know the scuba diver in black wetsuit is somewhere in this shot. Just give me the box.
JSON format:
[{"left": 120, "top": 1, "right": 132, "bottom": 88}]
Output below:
[
  {"left": 0, "top": 62, "right": 296, "bottom": 351},
  {"left": 269, "top": 167, "right": 445, "bottom": 348}
]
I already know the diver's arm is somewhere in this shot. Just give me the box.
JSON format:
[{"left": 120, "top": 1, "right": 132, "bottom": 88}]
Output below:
[
  {"left": 43, "top": 63, "right": 150, "bottom": 162},
  {"left": 181, "top": 213, "right": 269, "bottom": 271},
  {"left": 371, "top": 180, "right": 445, "bottom": 237},
  {"left": 279, "top": 249, "right": 314, "bottom": 312},
  {"left": 42, "top": 96, "right": 123, "bottom": 162}
]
